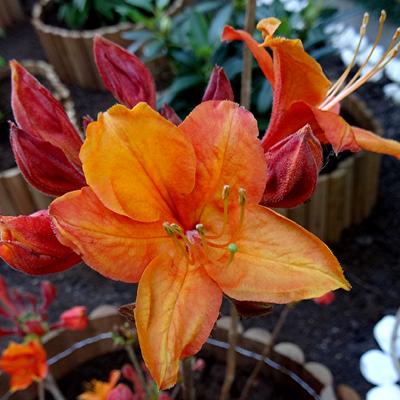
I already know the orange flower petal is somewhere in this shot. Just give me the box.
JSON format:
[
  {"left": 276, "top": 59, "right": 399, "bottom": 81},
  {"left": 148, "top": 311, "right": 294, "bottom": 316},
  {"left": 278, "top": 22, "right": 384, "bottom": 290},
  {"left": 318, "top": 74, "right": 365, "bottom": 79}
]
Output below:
[
  {"left": 81, "top": 103, "right": 196, "bottom": 223},
  {"left": 352, "top": 126, "right": 400, "bottom": 158},
  {"left": 177, "top": 101, "right": 267, "bottom": 227},
  {"left": 222, "top": 26, "right": 275, "bottom": 85},
  {"left": 49, "top": 187, "right": 175, "bottom": 283},
  {"left": 204, "top": 204, "right": 350, "bottom": 304},
  {"left": 135, "top": 254, "right": 222, "bottom": 389},
  {"left": 0, "top": 340, "right": 47, "bottom": 392}
]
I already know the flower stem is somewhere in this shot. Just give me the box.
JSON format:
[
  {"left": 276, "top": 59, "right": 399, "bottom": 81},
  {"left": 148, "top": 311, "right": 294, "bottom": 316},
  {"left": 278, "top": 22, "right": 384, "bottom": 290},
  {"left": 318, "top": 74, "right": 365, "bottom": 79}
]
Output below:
[
  {"left": 240, "top": 0, "right": 257, "bottom": 110},
  {"left": 44, "top": 373, "right": 66, "bottom": 400},
  {"left": 239, "top": 305, "right": 291, "bottom": 400},
  {"left": 125, "top": 344, "right": 147, "bottom": 391},
  {"left": 38, "top": 380, "right": 45, "bottom": 400},
  {"left": 181, "top": 358, "right": 195, "bottom": 400},
  {"left": 390, "top": 306, "right": 400, "bottom": 378},
  {"left": 219, "top": 305, "right": 239, "bottom": 400}
]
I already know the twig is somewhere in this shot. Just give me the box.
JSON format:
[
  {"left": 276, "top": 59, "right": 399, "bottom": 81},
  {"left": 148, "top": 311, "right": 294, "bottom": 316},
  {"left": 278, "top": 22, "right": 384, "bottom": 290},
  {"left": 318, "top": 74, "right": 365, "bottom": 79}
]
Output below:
[
  {"left": 181, "top": 358, "right": 195, "bottom": 400},
  {"left": 44, "top": 373, "right": 66, "bottom": 400},
  {"left": 239, "top": 305, "right": 291, "bottom": 400},
  {"left": 219, "top": 305, "right": 239, "bottom": 400},
  {"left": 390, "top": 306, "right": 400, "bottom": 378},
  {"left": 125, "top": 344, "right": 147, "bottom": 392},
  {"left": 240, "top": 0, "right": 257, "bottom": 110}
]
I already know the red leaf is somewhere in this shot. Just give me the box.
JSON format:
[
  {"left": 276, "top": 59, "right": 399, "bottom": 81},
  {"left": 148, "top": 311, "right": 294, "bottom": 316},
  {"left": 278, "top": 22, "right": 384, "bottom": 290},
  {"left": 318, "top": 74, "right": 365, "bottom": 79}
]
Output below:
[{"left": 202, "top": 66, "right": 234, "bottom": 102}]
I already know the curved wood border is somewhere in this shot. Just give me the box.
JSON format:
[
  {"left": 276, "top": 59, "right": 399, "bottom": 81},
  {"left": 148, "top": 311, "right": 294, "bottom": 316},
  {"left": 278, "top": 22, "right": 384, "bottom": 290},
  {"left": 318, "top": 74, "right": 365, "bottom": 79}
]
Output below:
[
  {"left": 0, "top": 306, "right": 360, "bottom": 400},
  {"left": 275, "top": 95, "right": 383, "bottom": 243},
  {"left": 0, "top": 60, "right": 77, "bottom": 216},
  {"left": 32, "top": 0, "right": 187, "bottom": 89}
]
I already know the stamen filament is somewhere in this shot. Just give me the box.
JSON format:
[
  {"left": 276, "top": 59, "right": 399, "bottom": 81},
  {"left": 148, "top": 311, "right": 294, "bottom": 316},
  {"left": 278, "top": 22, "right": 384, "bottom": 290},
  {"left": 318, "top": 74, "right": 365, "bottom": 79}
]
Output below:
[
  {"left": 206, "top": 184, "right": 231, "bottom": 240},
  {"left": 239, "top": 188, "right": 247, "bottom": 228},
  {"left": 163, "top": 222, "right": 190, "bottom": 261}
]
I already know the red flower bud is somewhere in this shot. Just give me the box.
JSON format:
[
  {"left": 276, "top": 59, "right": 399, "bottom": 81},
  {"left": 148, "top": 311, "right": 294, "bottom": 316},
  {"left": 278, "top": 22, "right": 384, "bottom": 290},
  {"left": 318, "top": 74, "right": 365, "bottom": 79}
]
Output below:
[
  {"left": 108, "top": 384, "right": 135, "bottom": 400},
  {"left": 10, "top": 61, "right": 83, "bottom": 168},
  {"left": 159, "top": 104, "right": 182, "bottom": 126},
  {"left": 23, "top": 319, "right": 48, "bottom": 337},
  {"left": 10, "top": 123, "right": 86, "bottom": 196},
  {"left": 0, "top": 210, "right": 80, "bottom": 275},
  {"left": 59, "top": 306, "right": 88, "bottom": 330},
  {"left": 313, "top": 291, "right": 335, "bottom": 305},
  {"left": 261, "top": 125, "right": 323, "bottom": 208},
  {"left": 94, "top": 36, "right": 157, "bottom": 109},
  {"left": 39, "top": 281, "right": 57, "bottom": 315},
  {"left": 202, "top": 66, "right": 234, "bottom": 102}
]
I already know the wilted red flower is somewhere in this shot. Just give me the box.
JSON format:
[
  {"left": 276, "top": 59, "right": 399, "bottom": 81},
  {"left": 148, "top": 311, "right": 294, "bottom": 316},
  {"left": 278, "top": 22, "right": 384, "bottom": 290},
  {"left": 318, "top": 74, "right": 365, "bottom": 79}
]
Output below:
[{"left": 59, "top": 306, "right": 88, "bottom": 330}]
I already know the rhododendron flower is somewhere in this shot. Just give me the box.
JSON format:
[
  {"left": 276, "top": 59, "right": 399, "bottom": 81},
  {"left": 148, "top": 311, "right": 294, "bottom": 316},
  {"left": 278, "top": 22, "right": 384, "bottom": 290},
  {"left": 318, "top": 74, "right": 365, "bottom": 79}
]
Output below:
[
  {"left": 79, "top": 370, "right": 120, "bottom": 400},
  {"left": 0, "top": 340, "right": 47, "bottom": 392},
  {"left": 223, "top": 14, "right": 400, "bottom": 207},
  {"left": 1, "top": 41, "right": 232, "bottom": 275},
  {"left": 49, "top": 100, "right": 349, "bottom": 388},
  {"left": 58, "top": 306, "right": 88, "bottom": 330}
]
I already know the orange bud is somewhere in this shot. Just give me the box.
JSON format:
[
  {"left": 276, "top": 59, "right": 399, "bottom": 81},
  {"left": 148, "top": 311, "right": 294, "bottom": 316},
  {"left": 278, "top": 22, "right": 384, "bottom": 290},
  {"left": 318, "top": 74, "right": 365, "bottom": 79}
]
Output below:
[{"left": 262, "top": 125, "right": 323, "bottom": 208}]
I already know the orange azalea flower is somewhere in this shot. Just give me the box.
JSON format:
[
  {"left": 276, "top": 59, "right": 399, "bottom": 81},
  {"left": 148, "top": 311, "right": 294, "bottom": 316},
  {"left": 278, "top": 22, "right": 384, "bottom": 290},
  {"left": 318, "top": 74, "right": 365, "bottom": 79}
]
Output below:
[
  {"left": 223, "top": 15, "right": 400, "bottom": 157},
  {"left": 49, "top": 101, "right": 349, "bottom": 389},
  {"left": 79, "top": 370, "right": 120, "bottom": 400},
  {"left": 0, "top": 340, "right": 47, "bottom": 392}
]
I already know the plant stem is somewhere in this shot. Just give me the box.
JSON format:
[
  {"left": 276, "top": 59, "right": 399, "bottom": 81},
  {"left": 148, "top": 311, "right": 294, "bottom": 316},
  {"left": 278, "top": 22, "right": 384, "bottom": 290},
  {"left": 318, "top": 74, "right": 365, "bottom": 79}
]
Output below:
[
  {"left": 239, "top": 305, "right": 291, "bottom": 400},
  {"left": 240, "top": 0, "right": 257, "bottom": 109},
  {"left": 181, "top": 358, "right": 195, "bottom": 400},
  {"left": 219, "top": 305, "right": 239, "bottom": 400},
  {"left": 38, "top": 380, "right": 45, "bottom": 400},
  {"left": 125, "top": 344, "right": 147, "bottom": 391},
  {"left": 44, "top": 373, "right": 66, "bottom": 400},
  {"left": 390, "top": 306, "right": 400, "bottom": 378}
]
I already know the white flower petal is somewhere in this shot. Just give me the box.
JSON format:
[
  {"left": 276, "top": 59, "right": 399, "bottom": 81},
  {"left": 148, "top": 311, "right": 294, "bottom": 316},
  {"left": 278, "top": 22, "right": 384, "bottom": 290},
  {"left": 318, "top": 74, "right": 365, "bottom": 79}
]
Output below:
[
  {"left": 340, "top": 49, "right": 356, "bottom": 66},
  {"left": 374, "top": 315, "right": 400, "bottom": 355},
  {"left": 331, "top": 27, "right": 359, "bottom": 50},
  {"left": 283, "top": 0, "right": 308, "bottom": 13},
  {"left": 367, "top": 384, "right": 400, "bottom": 400},
  {"left": 257, "top": 0, "right": 274, "bottom": 6},
  {"left": 360, "top": 349, "right": 399, "bottom": 385},
  {"left": 386, "top": 59, "right": 400, "bottom": 84},
  {"left": 324, "top": 22, "right": 345, "bottom": 35}
]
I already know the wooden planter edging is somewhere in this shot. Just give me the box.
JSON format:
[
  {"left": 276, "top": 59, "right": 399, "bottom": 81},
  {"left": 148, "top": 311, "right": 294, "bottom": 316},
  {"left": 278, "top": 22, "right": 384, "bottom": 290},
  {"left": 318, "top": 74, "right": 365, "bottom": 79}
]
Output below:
[
  {"left": 275, "top": 95, "right": 383, "bottom": 243},
  {"left": 32, "top": 0, "right": 187, "bottom": 89},
  {"left": 0, "top": 0, "right": 23, "bottom": 29},
  {"left": 0, "top": 60, "right": 77, "bottom": 216},
  {"left": 0, "top": 306, "right": 360, "bottom": 400}
]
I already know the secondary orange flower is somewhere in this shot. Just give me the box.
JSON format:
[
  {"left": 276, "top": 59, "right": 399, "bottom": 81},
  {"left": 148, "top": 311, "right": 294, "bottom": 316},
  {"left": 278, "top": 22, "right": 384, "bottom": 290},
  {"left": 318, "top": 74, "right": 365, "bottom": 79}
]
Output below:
[
  {"left": 0, "top": 340, "right": 47, "bottom": 392},
  {"left": 49, "top": 101, "right": 349, "bottom": 389},
  {"left": 79, "top": 370, "right": 120, "bottom": 400},
  {"left": 223, "top": 14, "right": 400, "bottom": 207}
]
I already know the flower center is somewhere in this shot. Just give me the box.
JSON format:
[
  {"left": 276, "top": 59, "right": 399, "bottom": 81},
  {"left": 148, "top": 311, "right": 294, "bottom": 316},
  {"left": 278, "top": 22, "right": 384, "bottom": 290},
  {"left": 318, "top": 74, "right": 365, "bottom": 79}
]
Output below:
[
  {"left": 320, "top": 10, "right": 400, "bottom": 111},
  {"left": 162, "top": 185, "right": 247, "bottom": 266}
]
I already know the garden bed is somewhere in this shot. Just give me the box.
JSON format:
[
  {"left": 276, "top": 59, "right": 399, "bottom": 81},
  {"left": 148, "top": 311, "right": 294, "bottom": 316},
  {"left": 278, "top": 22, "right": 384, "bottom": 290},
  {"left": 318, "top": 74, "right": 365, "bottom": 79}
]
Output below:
[{"left": 0, "top": 19, "right": 400, "bottom": 399}]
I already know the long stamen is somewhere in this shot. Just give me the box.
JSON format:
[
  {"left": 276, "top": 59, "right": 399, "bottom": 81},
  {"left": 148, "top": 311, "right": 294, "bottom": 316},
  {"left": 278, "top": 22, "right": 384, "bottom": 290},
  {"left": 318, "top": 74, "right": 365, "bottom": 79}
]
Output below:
[
  {"left": 239, "top": 188, "right": 247, "bottom": 228},
  {"left": 320, "top": 10, "right": 400, "bottom": 111},
  {"left": 226, "top": 243, "right": 238, "bottom": 266},
  {"left": 325, "top": 12, "right": 369, "bottom": 100},
  {"left": 163, "top": 222, "right": 189, "bottom": 260},
  {"left": 206, "top": 184, "right": 231, "bottom": 240},
  {"left": 196, "top": 223, "right": 208, "bottom": 250}
]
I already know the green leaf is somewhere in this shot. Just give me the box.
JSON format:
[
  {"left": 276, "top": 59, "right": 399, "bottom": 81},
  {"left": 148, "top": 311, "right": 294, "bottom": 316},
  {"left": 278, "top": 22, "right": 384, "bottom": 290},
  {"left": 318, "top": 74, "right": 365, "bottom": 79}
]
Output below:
[
  {"left": 256, "top": 79, "right": 273, "bottom": 114},
  {"left": 208, "top": 4, "right": 233, "bottom": 44},
  {"left": 193, "top": 1, "right": 223, "bottom": 13},
  {"left": 122, "top": 30, "right": 154, "bottom": 41},
  {"left": 156, "top": 0, "right": 170, "bottom": 11},
  {"left": 125, "top": 0, "right": 154, "bottom": 12},
  {"left": 189, "top": 12, "right": 209, "bottom": 46},
  {"left": 221, "top": 57, "right": 243, "bottom": 79},
  {"left": 159, "top": 75, "right": 203, "bottom": 105},
  {"left": 142, "top": 40, "right": 165, "bottom": 60}
]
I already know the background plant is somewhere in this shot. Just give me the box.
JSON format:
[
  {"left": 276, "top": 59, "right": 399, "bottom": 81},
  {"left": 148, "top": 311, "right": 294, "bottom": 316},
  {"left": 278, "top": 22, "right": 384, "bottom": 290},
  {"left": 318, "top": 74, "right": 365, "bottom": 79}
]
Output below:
[{"left": 55, "top": 0, "right": 175, "bottom": 30}]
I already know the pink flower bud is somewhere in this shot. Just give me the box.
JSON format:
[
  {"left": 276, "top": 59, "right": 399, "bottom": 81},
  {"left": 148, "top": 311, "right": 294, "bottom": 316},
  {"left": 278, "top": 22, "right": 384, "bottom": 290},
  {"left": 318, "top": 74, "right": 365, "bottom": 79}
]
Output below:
[
  {"left": 108, "top": 384, "right": 135, "bottom": 400},
  {"left": 94, "top": 36, "right": 156, "bottom": 109},
  {"left": 59, "top": 306, "right": 88, "bottom": 331},
  {"left": 262, "top": 125, "right": 323, "bottom": 208},
  {"left": 202, "top": 66, "right": 234, "bottom": 102}
]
